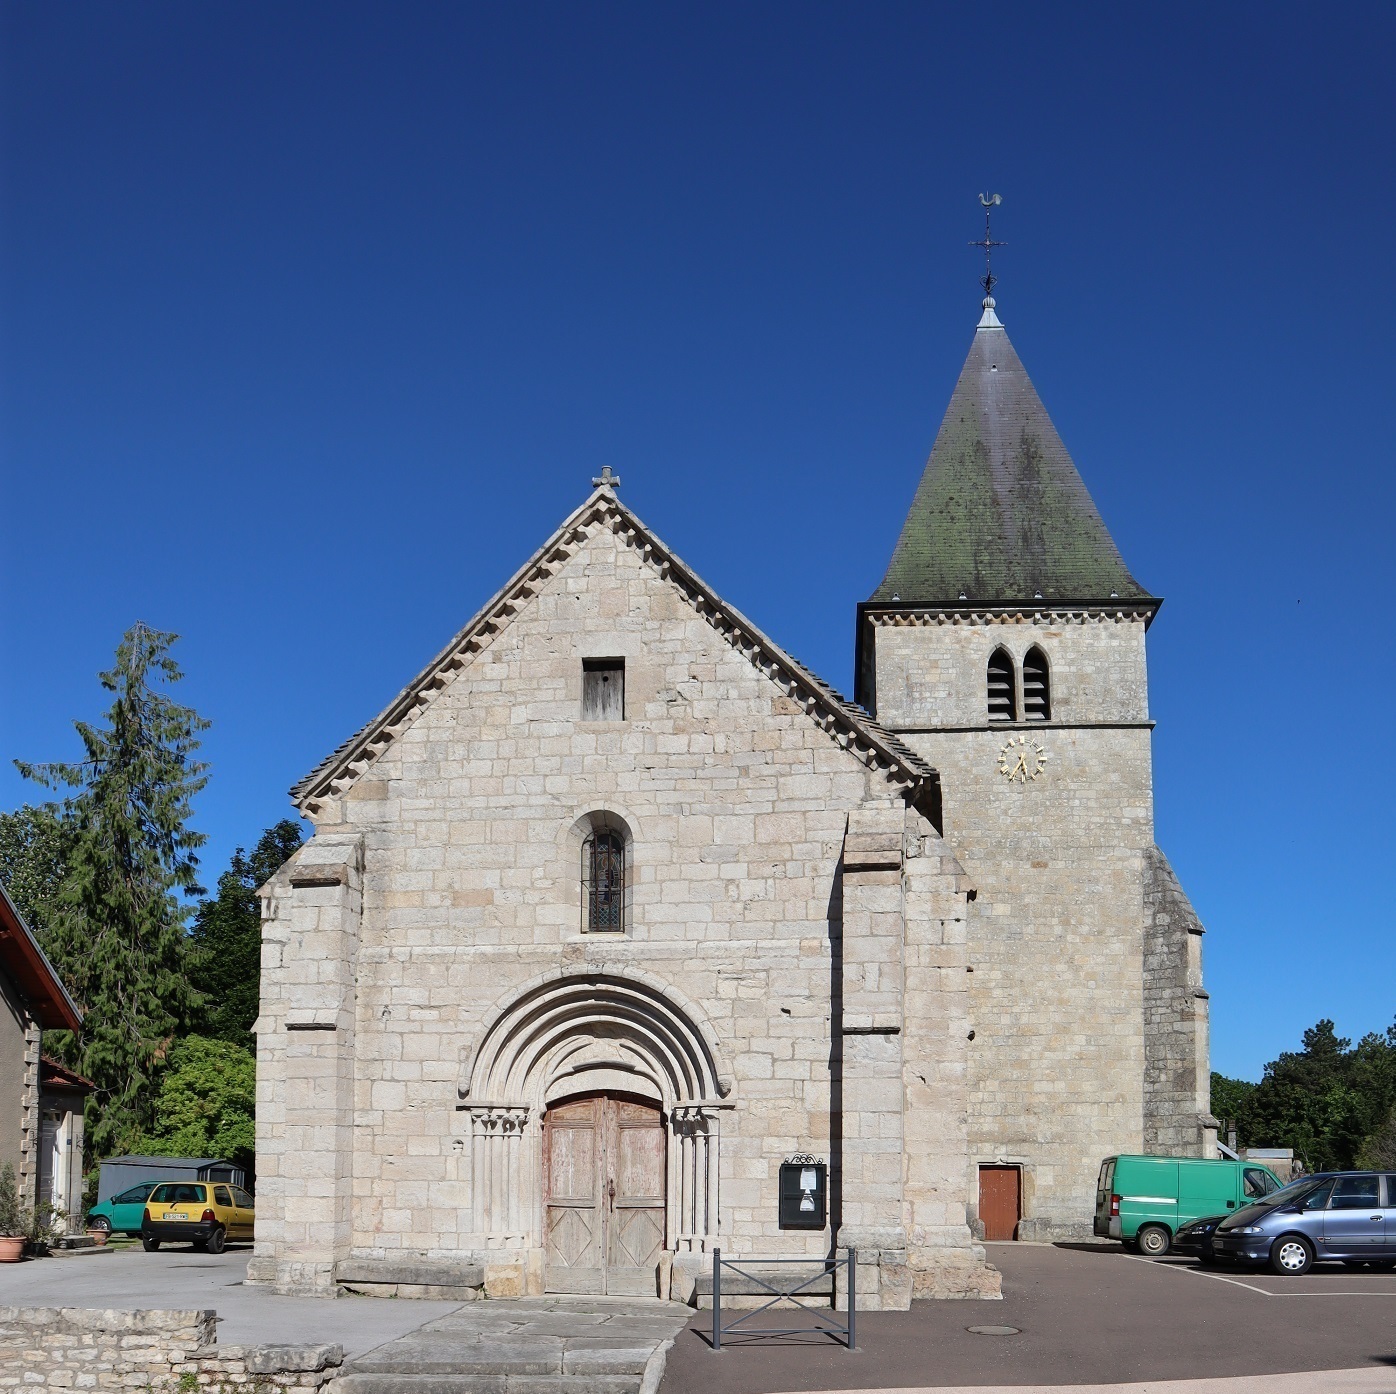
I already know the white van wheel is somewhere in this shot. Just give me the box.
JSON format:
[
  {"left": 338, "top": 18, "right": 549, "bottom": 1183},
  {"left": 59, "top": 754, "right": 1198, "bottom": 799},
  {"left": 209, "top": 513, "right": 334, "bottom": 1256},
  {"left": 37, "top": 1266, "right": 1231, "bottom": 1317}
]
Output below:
[{"left": 1137, "top": 1224, "right": 1171, "bottom": 1257}]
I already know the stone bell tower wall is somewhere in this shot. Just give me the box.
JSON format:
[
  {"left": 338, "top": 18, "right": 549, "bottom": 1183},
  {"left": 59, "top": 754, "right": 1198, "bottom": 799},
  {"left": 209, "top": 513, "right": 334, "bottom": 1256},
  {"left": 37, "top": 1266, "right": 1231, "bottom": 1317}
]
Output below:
[{"left": 867, "top": 610, "right": 1160, "bottom": 1239}]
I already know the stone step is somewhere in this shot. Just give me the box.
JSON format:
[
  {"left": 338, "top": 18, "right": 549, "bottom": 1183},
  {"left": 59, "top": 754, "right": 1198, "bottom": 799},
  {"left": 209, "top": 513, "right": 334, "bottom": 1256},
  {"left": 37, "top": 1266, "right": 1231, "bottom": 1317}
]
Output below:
[
  {"left": 334, "top": 1259, "right": 486, "bottom": 1300},
  {"left": 343, "top": 1343, "right": 652, "bottom": 1377},
  {"left": 333, "top": 1374, "right": 642, "bottom": 1394}
]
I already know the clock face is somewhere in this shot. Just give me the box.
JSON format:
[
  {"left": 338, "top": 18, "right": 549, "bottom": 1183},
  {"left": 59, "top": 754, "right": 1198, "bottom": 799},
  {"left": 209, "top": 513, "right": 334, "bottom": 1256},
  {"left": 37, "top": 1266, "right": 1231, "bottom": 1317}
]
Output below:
[{"left": 997, "top": 734, "right": 1047, "bottom": 783}]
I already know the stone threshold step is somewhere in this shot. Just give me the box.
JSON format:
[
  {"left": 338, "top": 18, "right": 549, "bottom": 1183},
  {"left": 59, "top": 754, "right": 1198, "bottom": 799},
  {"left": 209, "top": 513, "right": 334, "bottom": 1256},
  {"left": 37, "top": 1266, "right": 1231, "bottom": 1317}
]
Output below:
[
  {"left": 333, "top": 1375, "right": 641, "bottom": 1394},
  {"left": 335, "top": 1260, "right": 486, "bottom": 1299},
  {"left": 344, "top": 1349, "right": 652, "bottom": 1377}
]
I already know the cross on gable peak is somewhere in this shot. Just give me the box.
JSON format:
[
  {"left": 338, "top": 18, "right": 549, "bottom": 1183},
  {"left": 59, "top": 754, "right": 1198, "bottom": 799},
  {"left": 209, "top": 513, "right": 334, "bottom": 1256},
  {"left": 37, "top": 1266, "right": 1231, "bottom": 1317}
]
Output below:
[{"left": 592, "top": 466, "right": 621, "bottom": 491}]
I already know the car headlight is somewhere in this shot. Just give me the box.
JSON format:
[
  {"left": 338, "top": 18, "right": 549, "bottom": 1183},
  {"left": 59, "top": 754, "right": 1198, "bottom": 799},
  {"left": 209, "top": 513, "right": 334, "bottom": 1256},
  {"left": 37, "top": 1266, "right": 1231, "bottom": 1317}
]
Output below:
[{"left": 1238, "top": 1226, "right": 1264, "bottom": 1234}]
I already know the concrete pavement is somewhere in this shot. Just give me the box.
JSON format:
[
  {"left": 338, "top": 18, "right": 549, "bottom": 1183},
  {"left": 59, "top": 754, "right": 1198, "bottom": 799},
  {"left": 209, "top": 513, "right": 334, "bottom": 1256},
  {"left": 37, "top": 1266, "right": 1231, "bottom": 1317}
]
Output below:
[
  {"left": 338, "top": 1295, "right": 694, "bottom": 1394},
  {"left": 775, "top": 1373, "right": 1396, "bottom": 1394},
  {"left": 5, "top": 1240, "right": 1395, "bottom": 1391},
  {"left": 0, "top": 1246, "right": 461, "bottom": 1357},
  {"left": 658, "top": 1242, "right": 1396, "bottom": 1393}
]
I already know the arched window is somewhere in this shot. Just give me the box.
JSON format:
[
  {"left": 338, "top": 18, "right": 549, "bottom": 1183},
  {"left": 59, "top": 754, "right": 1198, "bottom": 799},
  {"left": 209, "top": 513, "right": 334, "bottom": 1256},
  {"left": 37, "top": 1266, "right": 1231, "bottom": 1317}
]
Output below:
[
  {"left": 1022, "top": 646, "right": 1050, "bottom": 721},
  {"left": 582, "top": 825, "right": 627, "bottom": 932},
  {"left": 987, "top": 647, "right": 1016, "bottom": 722}
]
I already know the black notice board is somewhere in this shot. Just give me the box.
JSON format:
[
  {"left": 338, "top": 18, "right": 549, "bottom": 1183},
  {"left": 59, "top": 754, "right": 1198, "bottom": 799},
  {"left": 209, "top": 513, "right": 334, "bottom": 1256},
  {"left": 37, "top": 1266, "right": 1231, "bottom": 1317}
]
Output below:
[{"left": 778, "top": 1160, "right": 827, "bottom": 1229}]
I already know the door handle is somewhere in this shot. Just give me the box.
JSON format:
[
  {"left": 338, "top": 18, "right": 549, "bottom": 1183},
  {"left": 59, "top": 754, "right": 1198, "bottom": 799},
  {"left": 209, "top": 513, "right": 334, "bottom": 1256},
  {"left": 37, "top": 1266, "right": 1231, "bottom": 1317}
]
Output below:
[
  {"left": 1371, "top": 1215, "right": 1383, "bottom": 1222},
  {"left": 608, "top": 1178, "right": 616, "bottom": 1210}
]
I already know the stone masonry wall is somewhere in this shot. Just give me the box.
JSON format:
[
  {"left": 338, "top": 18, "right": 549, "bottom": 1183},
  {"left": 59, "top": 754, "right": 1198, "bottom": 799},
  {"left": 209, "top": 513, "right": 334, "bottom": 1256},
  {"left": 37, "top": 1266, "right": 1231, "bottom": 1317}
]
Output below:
[
  {"left": 254, "top": 516, "right": 989, "bottom": 1302},
  {"left": 0, "top": 1307, "right": 342, "bottom": 1394},
  {"left": 1142, "top": 847, "right": 1216, "bottom": 1156},
  {"left": 873, "top": 612, "right": 1163, "bottom": 1239}
]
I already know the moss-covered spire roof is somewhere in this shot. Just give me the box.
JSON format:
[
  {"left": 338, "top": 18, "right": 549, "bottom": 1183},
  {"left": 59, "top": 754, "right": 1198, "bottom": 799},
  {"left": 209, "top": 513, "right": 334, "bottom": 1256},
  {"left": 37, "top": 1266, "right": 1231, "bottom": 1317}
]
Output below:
[{"left": 871, "top": 304, "right": 1153, "bottom": 608}]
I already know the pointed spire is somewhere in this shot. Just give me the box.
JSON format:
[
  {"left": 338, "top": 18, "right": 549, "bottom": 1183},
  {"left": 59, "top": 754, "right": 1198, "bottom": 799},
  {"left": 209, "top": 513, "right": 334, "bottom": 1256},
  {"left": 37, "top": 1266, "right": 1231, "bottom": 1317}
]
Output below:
[{"left": 870, "top": 315, "right": 1153, "bottom": 609}]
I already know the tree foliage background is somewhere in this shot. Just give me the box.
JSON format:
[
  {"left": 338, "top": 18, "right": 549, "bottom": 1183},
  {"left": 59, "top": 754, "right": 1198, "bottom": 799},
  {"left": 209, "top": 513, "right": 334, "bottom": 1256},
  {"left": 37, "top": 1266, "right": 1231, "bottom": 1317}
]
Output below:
[
  {"left": 2, "top": 621, "right": 308, "bottom": 1182},
  {"left": 0, "top": 803, "right": 72, "bottom": 938},
  {"left": 14, "top": 622, "right": 209, "bottom": 1156},
  {"left": 188, "top": 820, "right": 304, "bottom": 1044},
  {"left": 136, "top": 1034, "right": 256, "bottom": 1171},
  {"left": 1212, "top": 1018, "right": 1396, "bottom": 1172}
]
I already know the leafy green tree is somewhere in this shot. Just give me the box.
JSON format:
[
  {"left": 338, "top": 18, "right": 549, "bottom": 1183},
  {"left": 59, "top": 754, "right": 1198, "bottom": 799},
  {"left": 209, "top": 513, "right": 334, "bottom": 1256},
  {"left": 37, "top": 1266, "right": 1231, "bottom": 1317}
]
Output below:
[
  {"left": 136, "top": 1035, "right": 255, "bottom": 1173},
  {"left": 0, "top": 803, "right": 74, "bottom": 943},
  {"left": 1242, "top": 1019, "right": 1396, "bottom": 1172},
  {"left": 16, "top": 622, "right": 209, "bottom": 1157},
  {"left": 1209, "top": 1073, "right": 1256, "bottom": 1146},
  {"left": 189, "top": 821, "right": 305, "bottom": 1044},
  {"left": 1358, "top": 1106, "right": 1396, "bottom": 1170}
]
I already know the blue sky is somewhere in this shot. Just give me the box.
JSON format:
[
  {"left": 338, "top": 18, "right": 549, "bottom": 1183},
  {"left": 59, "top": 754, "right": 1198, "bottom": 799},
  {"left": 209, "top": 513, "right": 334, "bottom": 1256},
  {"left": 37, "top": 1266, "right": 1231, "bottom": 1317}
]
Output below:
[{"left": 2, "top": 3, "right": 1393, "bottom": 1081}]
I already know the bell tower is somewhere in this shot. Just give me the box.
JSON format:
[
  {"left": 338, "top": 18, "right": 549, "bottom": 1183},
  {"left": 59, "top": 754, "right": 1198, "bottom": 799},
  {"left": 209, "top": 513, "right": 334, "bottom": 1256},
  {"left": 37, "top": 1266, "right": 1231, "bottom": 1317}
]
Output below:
[{"left": 856, "top": 282, "right": 1216, "bottom": 1239}]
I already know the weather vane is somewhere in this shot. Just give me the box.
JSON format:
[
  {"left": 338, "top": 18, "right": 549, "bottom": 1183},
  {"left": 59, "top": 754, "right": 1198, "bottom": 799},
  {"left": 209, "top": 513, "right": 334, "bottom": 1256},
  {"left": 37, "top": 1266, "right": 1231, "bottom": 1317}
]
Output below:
[{"left": 969, "top": 193, "right": 1004, "bottom": 300}]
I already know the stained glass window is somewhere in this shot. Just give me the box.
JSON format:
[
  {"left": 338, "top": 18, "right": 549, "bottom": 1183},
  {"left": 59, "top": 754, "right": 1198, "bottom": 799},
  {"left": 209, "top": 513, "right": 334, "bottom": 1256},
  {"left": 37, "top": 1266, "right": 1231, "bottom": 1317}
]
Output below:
[{"left": 582, "top": 828, "right": 626, "bottom": 932}]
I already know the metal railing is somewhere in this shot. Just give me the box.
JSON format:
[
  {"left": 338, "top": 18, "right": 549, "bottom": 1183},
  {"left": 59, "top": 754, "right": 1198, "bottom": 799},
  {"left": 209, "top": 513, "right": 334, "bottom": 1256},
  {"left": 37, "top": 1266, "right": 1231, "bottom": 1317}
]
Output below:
[{"left": 710, "top": 1247, "right": 856, "bottom": 1350}]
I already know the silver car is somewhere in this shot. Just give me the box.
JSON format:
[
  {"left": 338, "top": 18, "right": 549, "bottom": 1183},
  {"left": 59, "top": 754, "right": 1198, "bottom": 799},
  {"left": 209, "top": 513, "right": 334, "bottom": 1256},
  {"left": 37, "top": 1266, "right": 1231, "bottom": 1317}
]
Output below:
[{"left": 1212, "top": 1171, "right": 1396, "bottom": 1275}]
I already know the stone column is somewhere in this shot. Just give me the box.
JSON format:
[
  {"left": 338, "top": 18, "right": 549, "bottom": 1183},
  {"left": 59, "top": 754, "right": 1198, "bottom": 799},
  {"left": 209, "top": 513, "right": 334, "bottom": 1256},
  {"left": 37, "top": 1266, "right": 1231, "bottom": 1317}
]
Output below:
[
  {"left": 248, "top": 832, "right": 363, "bottom": 1295},
  {"left": 670, "top": 1105, "right": 719, "bottom": 1251},
  {"left": 464, "top": 1105, "right": 532, "bottom": 1244},
  {"left": 836, "top": 803, "right": 910, "bottom": 1310}
]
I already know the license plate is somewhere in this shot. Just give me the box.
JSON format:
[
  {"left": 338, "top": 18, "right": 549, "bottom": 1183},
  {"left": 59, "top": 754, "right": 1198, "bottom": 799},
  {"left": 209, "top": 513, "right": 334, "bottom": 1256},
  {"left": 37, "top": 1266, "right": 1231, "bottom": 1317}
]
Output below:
[{"left": 168, "top": 1213, "right": 188, "bottom": 1221}]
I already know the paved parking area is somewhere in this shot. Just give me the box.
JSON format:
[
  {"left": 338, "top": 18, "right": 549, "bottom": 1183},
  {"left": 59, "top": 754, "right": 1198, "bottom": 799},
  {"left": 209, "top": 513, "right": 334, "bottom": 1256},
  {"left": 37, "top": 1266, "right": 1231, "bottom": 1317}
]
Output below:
[
  {"left": 658, "top": 1242, "right": 1396, "bottom": 1393},
  {"left": 0, "top": 1245, "right": 463, "bottom": 1356}
]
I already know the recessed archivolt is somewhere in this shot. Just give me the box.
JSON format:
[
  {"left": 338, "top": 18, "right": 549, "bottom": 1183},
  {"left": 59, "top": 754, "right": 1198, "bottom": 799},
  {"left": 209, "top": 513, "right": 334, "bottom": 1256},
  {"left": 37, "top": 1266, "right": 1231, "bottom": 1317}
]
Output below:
[{"left": 460, "top": 969, "right": 733, "bottom": 1110}]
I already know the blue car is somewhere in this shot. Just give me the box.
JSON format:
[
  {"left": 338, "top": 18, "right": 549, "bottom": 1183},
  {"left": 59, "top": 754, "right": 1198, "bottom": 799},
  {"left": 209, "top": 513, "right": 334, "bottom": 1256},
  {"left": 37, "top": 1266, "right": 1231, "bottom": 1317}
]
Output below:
[
  {"left": 1212, "top": 1172, "right": 1396, "bottom": 1275},
  {"left": 85, "top": 1182, "right": 159, "bottom": 1236}
]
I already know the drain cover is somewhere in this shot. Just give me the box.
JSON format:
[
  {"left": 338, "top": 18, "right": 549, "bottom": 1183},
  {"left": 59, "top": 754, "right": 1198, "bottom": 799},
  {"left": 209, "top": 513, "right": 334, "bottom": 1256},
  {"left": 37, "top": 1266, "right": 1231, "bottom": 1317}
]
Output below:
[{"left": 967, "top": 1325, "right": 1021, "bottom": 1336}]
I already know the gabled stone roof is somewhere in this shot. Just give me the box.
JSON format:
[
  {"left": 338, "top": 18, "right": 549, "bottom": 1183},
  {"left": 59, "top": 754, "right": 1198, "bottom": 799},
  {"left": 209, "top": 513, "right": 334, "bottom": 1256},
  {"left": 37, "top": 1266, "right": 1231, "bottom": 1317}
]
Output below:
[
  {"left": 871, "top": 307, "right": 1155, "bottom": 609},
  {"left": 293, "top": 488, "right": 939, "bottom": 817}
]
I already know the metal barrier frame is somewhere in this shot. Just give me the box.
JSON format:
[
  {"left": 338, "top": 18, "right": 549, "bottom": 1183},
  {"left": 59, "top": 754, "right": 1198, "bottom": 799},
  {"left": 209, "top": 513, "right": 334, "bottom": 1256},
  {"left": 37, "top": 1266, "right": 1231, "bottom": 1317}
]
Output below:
[{"left": 710, "top": 1247, "right": 856, "bottom": 1350}]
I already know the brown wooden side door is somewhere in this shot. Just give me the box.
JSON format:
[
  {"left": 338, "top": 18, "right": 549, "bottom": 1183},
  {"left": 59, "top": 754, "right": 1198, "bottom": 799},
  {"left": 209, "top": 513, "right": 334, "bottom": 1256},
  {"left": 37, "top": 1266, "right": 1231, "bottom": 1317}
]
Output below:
[
  {"left": 543, "top": 1096, "right": 607, "bottom": 1293},
  {"left": 606, "top": 1099, "right": 666, "bottom": 1295},
  {"left": 543, "top": 1094, "right": 665, "bottom": 1294},
  {"left": 979, "top": 1165, "right": 1022, "bottom": 1241}
]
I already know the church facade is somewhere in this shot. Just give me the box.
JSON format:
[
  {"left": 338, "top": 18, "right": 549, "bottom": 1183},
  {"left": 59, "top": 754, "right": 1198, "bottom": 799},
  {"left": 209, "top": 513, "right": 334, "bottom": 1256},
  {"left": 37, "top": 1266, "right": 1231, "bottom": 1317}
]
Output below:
[{"left": 250, "top": 299, "right": 1214, "bottom": 1306}]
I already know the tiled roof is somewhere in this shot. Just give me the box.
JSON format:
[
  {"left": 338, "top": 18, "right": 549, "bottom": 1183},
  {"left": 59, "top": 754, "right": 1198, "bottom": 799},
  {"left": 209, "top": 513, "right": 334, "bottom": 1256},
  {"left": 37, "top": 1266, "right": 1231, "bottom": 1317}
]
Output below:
[{"left": 872, "top": 309, "right": 1154, "bottom": 609}]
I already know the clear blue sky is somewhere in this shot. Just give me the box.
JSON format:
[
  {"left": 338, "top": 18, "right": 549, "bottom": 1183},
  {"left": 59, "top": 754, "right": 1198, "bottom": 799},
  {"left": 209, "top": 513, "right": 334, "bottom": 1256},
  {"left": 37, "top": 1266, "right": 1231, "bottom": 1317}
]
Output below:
[{"left": 2, "top": 3, "right": 1393, "bottom": 1081}]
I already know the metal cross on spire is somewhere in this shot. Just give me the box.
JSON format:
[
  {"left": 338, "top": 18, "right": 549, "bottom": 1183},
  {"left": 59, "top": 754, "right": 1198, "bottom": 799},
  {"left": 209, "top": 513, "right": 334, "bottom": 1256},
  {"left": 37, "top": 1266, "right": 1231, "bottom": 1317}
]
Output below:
[{"left": 969, "top": 193, "right": 1004, "bottom": 300}]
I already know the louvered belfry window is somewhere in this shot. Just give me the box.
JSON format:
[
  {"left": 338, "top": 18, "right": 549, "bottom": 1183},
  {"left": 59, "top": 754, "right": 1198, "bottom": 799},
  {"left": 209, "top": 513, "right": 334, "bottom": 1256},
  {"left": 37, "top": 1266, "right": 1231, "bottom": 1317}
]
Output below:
[
  {"left": 987, "top": 647, "right": 1017, "bottom": 722},
  {"left": 582, "top": 828, "right": 626, "bottom": 932},
  {"left": 1022, "top": 646, "right": 1050, "bottom": 721}
]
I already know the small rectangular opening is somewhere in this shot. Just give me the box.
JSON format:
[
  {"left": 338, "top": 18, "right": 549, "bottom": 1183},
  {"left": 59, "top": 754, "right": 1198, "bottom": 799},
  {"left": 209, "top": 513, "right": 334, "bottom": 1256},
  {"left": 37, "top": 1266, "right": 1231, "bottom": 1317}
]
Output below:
[{"left": 582, "top": 658, "right": 624, "bottom": 721}]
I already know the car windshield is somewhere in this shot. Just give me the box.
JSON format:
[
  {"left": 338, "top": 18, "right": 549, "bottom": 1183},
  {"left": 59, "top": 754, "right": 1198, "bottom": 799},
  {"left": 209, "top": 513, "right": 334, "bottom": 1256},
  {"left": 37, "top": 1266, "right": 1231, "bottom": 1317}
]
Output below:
[
  {"left": 114, "top": 1184, "right": 155, "bottom": 1204},
  {"left": 1253, "top": 1176, "right": 1326, "bottom": 1208},
  {"left": 149, "top": 1183, "right": 205, "bottom": 1204}
]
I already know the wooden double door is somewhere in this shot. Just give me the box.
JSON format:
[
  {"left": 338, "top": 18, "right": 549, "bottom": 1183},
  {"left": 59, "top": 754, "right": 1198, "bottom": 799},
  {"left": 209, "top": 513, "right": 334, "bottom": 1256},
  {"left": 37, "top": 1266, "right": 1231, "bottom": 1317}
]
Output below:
[{"left": 542, "top": 1093, "right": 666, "bottom": 1295}]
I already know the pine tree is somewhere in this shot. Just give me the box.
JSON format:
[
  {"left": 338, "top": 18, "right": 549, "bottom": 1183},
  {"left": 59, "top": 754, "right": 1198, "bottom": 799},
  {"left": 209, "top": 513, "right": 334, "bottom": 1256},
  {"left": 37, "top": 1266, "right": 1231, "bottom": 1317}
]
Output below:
[
  {"left": 0, "top": 803, "right": 73, "bottom": 943},
  {"left": 188, "top": 820, "right": 305, "bottom": 1044},
  {"left": 17, "top": 622, "right": 209, "bottom": 1157}
]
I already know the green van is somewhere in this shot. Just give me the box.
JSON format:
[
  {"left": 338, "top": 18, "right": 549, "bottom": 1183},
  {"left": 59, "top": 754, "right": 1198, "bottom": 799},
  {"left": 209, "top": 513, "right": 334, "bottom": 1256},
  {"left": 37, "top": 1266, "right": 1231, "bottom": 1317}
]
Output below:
[{"left": 1094, "top": 1155, "right": 1283, "bottom": 1256}]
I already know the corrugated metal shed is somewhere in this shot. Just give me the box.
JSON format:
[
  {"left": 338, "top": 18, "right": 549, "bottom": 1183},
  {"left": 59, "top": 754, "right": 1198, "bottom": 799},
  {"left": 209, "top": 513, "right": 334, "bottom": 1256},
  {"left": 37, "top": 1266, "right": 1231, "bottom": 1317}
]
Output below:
[{"left": 97, "top": 1155, "right": 245, "bottom": 1203}]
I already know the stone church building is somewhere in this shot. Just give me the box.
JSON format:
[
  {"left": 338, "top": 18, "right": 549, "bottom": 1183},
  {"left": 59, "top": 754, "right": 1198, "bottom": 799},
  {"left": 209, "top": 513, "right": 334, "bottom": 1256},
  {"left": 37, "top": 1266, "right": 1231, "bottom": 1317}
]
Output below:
[{"left": 250, "top": 296, "right": 1215, "bottom": 1306}]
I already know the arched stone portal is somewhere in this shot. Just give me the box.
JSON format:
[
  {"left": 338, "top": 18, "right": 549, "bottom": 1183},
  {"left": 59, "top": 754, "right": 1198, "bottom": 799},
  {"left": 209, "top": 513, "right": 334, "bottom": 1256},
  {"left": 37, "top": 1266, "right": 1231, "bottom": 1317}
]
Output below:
[{"left": 457, "top": 971, "right": 732, "bottom": 1289}]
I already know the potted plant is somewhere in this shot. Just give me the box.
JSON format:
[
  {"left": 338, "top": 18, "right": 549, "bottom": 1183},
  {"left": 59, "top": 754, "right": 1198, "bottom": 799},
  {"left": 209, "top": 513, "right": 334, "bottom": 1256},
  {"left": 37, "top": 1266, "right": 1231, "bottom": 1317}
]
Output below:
[{"left": 0, "top": 1164, "right": 26, "bottom": 1262}]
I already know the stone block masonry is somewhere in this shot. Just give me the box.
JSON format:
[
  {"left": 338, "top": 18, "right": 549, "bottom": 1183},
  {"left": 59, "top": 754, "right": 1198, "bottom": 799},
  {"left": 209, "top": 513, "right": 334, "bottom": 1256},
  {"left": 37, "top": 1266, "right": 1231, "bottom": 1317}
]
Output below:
[{"left": 0, "top": 1307, "right": 342, "bottom": 1394}]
